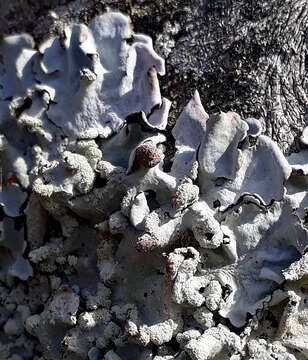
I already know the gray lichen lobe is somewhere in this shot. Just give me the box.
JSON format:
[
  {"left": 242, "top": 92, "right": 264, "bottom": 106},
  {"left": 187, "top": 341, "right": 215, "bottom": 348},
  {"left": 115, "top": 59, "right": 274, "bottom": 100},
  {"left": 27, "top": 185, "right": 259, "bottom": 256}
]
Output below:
[{"left": 1, "top": 4, "right": 308, "bottom": 360}]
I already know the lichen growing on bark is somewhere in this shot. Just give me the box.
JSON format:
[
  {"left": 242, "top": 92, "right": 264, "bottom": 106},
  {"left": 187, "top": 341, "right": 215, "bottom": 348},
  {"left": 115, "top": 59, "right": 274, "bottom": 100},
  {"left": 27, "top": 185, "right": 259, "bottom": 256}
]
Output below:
[{"left": 1, "top": 6, "right": 308, "bottom": 360}]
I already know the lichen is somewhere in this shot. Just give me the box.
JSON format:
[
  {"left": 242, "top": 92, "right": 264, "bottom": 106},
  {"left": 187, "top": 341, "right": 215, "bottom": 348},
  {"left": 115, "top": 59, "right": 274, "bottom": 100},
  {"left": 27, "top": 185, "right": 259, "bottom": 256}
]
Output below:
[{"left": 1, "top": 9, "right": 308, "bottom": 360}]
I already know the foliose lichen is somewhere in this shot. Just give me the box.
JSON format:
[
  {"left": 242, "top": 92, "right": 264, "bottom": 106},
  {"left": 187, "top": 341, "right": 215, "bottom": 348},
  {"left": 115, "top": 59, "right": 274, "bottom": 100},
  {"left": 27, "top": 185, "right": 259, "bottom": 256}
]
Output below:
[{"left": 1, "top": 9, "right": 308, "bottom": 360}]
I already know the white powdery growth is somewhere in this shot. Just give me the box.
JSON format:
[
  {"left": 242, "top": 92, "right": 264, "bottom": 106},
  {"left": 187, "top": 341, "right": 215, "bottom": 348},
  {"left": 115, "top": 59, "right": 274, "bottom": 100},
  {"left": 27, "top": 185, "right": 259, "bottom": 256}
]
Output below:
[{"left": 1, "top": 9, "right": 308, "bottom": 360}]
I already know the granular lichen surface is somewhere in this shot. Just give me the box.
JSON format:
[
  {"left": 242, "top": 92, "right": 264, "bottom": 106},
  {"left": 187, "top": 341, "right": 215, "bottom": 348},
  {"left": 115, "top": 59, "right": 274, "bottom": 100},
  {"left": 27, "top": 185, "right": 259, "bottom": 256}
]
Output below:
[{"left": 1, "top": 8, "right": 308, "bottom": 360}]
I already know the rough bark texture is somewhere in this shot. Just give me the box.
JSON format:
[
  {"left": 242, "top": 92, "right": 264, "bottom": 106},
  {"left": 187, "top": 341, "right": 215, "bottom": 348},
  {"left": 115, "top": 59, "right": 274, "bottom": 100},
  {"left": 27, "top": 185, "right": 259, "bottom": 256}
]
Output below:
[{"left": 1, "top": 0, "right": 307, "bottom": 154}]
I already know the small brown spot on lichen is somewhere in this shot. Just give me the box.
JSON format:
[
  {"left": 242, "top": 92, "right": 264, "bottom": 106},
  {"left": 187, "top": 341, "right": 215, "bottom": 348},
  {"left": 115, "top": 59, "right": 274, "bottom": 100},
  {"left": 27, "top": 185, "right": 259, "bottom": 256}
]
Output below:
[{"left": 135, "top": 142, "right": 163, "bottom": 169}]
